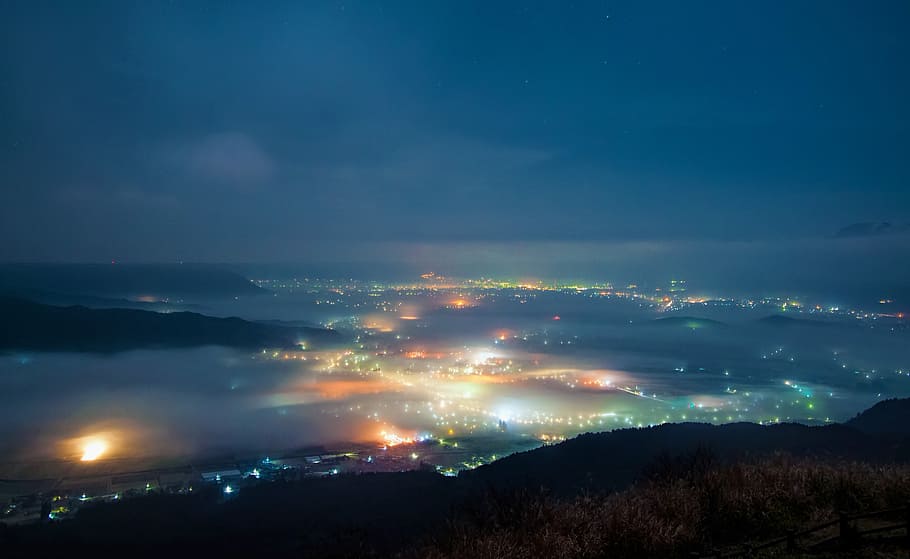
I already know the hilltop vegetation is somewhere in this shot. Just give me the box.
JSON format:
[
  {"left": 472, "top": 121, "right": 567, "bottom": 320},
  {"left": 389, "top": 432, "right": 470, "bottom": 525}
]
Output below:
[{"left": 412, "top": 456, "right": 910, "bottom": 559}]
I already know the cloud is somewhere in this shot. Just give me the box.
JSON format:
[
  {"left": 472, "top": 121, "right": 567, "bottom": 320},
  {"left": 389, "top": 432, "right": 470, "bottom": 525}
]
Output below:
[
  {"left": 60, "top": 185, "right": 181, "bottom": 212},
  {"left": 307, "top": 135, "right": 553, "bottom": 210},
  {"left": 177, "top": 132, "right": 276, "bottom": 187}
]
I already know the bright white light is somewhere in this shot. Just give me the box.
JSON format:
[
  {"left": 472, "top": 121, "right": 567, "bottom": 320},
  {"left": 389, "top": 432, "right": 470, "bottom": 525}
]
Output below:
[
  {"left": 223, "top": 485, "right": 234, "bottom": 494},
  {"left": 471, "top": 349, "right": 498, "bottom": 365},
  {"left": 80, "top": 439, "right": 108, "bottom": 461}
]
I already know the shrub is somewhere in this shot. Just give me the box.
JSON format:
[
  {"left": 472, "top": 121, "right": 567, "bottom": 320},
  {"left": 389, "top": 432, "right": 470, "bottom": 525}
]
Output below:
[{"left": 410, "top": 455, "right": 910, "bottom": 559}]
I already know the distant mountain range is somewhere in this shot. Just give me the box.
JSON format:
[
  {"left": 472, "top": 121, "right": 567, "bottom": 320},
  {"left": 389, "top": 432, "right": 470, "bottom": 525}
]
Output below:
[
  {"left": 834, "top": 221, "right": 910, "bottom": 238},
  {"left": 0, "top": 263, "right": 264, "bottom": 300},
  {"left": 0, "top": 297, "right": 340, "bottom": 352}
]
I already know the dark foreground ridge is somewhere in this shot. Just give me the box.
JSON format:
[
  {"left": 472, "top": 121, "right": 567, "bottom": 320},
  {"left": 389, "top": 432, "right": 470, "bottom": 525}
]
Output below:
[
  {"left": 0, "top": 297, "right": 340, "bottom": 352},
  {"left": 459, "top": 421, "right": 910, "bottom": 495},
  {"left": 845, "top": 397, "right": 910, "bottom": 435},
  {"left": 2, "top": 399, "right": 910, "bottom": 557}
]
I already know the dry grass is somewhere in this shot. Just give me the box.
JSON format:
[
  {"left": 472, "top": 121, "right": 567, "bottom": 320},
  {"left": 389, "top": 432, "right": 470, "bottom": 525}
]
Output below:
[{"left": 409, "top": 454, "right": 910, "bottom": 559}]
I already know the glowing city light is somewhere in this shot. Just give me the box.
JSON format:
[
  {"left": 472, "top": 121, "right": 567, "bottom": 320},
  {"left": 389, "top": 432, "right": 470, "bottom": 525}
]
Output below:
[
  {"left": 80, "top": 439, "right": 108, "bottom": 462},
  {"left": 380, "top": 430, "right": 414, "bottom": 447}
]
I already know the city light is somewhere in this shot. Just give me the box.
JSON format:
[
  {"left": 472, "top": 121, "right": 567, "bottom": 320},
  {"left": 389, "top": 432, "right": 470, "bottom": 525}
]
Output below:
[
  {"left": 80, "top": 439, "right": 108, "bottom": 462},
  {"left": 380, "top": 430, "right": 415, "bottom": 447}
]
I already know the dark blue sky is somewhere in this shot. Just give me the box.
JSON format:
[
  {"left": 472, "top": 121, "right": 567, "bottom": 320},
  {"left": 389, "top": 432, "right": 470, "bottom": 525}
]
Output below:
[{"left": 2, "top": 0, "right": 908, "bottom": 266}]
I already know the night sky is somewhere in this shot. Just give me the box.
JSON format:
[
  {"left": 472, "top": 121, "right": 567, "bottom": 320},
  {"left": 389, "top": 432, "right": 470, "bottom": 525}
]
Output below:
[{"left": 2, "top": 1, "right": 908, "bottom": 283}]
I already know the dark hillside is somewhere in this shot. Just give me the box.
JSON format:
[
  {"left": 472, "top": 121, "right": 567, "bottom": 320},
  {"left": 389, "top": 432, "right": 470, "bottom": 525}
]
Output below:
[{"left": 0, "top": 298, "right": 340, "bottom": 352}]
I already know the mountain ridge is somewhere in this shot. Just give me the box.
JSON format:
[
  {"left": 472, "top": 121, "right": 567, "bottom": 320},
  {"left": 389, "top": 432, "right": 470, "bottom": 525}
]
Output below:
[{"left": 0, "top": 297, "right": 340, "bottom": 353}]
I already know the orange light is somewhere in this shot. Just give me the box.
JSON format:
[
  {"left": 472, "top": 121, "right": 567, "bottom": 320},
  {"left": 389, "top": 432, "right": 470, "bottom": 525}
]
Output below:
[
  {"left": 80, "top": 439, "right": 108, "bottom": 461},
  {"left": 380, "top": 430, "right": 415, "bottom": 447}
]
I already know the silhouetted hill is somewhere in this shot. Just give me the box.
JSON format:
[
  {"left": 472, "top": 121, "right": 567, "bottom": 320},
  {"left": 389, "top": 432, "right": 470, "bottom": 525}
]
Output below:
[
  {"left": 834, "top": 221, "right": 910, "bottom": 238},
  {"left": 462, "top": 421, "right": 910, "bottom": 494},
  {"left": 0, "top": 290, "right": 206, "bottom": 312},
  {"left": 846, "top": 398, "right": 910, "bottom": 436},
  {"left": 0, "top": 298, "right": 340, "bottom": 352},
  {"left": 0, "top": 263, "right": 263, "bottom": 300}
]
